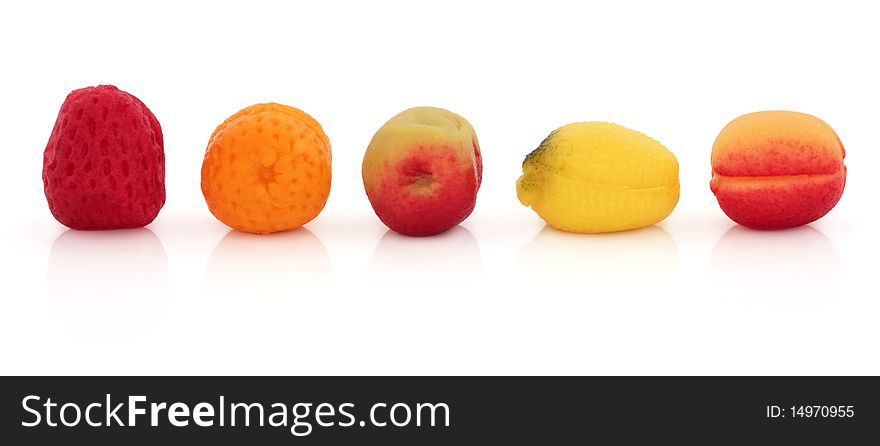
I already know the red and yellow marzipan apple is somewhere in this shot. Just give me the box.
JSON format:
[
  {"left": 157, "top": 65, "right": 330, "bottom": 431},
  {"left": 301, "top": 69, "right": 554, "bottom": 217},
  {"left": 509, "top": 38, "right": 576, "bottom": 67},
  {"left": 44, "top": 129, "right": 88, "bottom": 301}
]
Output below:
[
  {"left": 710, "top": 111, "right": 846, "bottom": 229},
  {"left": 362, "top": 107, "right": 482, "bottom": 236}
]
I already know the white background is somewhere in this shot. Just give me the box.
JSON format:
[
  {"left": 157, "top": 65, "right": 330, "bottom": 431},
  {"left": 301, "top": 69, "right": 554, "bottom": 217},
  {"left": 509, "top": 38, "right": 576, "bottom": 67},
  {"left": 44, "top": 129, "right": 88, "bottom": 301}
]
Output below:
[{"left": 1, "top": 0, "right": 877, "bottom": 375}]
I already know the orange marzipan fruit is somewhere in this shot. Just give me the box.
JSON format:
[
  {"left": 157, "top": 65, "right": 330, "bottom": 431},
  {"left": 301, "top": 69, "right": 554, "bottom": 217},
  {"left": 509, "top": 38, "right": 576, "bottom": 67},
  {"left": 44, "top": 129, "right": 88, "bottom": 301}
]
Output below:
[{"left": 201, "top": 103, "right": 331, "bottom": 234}]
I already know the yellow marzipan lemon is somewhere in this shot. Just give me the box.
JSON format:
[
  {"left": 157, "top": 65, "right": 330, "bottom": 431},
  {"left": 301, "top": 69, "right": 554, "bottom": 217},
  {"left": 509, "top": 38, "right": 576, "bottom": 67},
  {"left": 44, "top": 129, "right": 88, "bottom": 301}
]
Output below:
[{"left": 516, "top": 122, "right": 679, "bottom": 233}]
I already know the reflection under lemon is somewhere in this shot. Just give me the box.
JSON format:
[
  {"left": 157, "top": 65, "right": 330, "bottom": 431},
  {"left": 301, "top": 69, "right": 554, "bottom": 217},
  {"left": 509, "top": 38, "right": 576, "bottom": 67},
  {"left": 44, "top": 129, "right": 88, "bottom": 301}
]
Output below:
[{"left": 517, "top": 224, "right": 679, "bottom": 291}]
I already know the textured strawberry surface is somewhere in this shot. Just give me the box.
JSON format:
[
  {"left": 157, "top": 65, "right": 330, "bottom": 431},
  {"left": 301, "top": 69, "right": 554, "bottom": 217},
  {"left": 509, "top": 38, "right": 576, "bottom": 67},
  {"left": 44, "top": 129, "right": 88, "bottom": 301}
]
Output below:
[{"left": 43, "top": 85, "right": 165, "bottom": 229}]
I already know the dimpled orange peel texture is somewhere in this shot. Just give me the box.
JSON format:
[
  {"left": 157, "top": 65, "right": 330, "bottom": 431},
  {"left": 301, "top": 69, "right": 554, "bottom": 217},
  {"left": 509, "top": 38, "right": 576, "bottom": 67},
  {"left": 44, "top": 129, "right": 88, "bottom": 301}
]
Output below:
[
  {"left": 201, "top": 103, "right": 331, "bottom": 234},
  {"left": 710, "top": 111, "right": 846, "bottom": 229}
]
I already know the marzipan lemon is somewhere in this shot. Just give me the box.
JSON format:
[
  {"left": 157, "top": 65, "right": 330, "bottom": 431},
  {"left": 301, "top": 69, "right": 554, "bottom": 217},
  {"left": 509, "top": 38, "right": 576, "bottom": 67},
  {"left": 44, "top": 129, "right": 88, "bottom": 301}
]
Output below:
[{"left": 516, "top": 122, "right": 679, "bottom": 233}]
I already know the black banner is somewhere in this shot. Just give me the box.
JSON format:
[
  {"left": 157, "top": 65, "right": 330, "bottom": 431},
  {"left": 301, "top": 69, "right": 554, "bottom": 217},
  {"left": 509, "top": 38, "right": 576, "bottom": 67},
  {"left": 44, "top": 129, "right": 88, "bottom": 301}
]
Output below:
[{"left": 1, "top": 377, "right": 876, "bottom": 443}]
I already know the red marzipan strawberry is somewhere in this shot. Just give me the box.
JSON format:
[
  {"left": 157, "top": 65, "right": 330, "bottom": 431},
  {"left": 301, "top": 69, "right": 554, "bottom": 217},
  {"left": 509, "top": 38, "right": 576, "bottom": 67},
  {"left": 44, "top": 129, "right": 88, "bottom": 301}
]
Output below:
[{"left": 43, "top": 85, "right": 165, "bottom": 229}]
